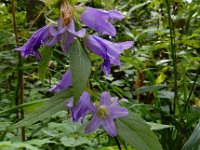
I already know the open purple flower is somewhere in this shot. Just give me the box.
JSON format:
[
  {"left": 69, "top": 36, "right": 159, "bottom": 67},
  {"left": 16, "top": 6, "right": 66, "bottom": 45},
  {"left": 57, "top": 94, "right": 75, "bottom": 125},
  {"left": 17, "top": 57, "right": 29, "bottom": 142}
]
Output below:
[
  {"left": 66, "top": 92, "right": 94, "bottom": 123},
  {"left": 85, "top": 35, "right": 134, "bottom": 75},
  {"left": 80, "top": 7, "right": 124, "bottom": 36},
  {"left": 47, "top": 19, "right": 86, "bottom": 54},
  {"left": 16, "top": 25, "right": 53, "bottom": 60},
  {"left": 85, "top": 92, "right": 128, "bottom": 137},
  {"left": 49, "top": 69, "right": 72, "bottom": 92}
]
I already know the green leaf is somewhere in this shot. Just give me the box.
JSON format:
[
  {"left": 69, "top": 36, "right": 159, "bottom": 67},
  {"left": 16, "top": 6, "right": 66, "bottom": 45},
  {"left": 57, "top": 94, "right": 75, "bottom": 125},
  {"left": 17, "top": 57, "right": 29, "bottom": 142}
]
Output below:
[
  {"left": 39, "top": 0, "right": 59, "bottom": 5},
  {"left": 69, "top": 39, "right": 91, "bottom": 104},
  {"left": 182, "top": 121, "right": 200, "bottom": 150},
  {"left": 116, "top": 112, "right": 162, "bottom": 150},
  {"left": 38, "top": 46, "right": 54, "bottom": 84},
  {"left": 9, "top": 89, "right": 72, "bottom": 129},
  {"left": 128, "top": 1, "right": 151, "bottom": 15},
  {"left": 0, "top": 141, "right": 38, "bottom": 150},
  {"left": 0, "top": 99, "right": 48, "bottom": 114},
  {"left": 135, "top": 84, "right": 168, "bottom": 94},
  {"left": 60, "top": 137, "right": 91, "bottom": 147},
  {"left": 147, "top": 122, "right": 172, "bottom": 130},
  {"left": 26, "top": 139, "right": 56, "bottom": 146}
]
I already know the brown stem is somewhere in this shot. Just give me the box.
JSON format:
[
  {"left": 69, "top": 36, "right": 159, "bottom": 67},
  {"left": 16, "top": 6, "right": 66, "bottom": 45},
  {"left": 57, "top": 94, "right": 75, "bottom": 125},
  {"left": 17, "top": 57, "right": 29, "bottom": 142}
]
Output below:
[{"left": 11, "top": 0, "right": 26, "bottom": 146}]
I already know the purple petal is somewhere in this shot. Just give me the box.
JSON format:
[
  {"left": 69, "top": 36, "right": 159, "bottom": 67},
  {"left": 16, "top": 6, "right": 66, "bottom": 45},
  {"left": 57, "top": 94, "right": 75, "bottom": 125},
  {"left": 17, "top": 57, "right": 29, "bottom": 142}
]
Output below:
[
  {"left": 66, "top": 98, "right": 74, "bottom": 108},
  {"left": 101, "top": 55, "right": 111, "bottom": 75},
  {"left": 61, "top": 32, "right": 75, "bottom": 54},
  {"left": 101, "top": 117, "right": 117, "bottom": 137},
  {"left": 100, "top": 92, "right": 111, "bottom": 106},
  {"left": 85, "top": 35, "right": 106, "bottom": 57},
  {"left": 16, "top": 25, "right": 53, "bottom": 59},
  {"left": 108, "top": 106, "right": 128, "bottom": 119},
  {"left": 71, "top": 92, "right": 91, "bottom": 122},
  {"left": 47, "top": 34, "right": 62, "bottom": 47},
  {"left": 108, "top": 10, "right": 125, "bottom": 20},
  {"left": 117, "top": 41, "right": 134, "bottom": 51},
  {"left": 80, "top": 7, "right": 117, "bottom": 36},
  {"left": 85, "top": 115, "right": 101, "bottom": 134},
  {"left": 49, "top": 69, "right": 72, "bottom": 92}
]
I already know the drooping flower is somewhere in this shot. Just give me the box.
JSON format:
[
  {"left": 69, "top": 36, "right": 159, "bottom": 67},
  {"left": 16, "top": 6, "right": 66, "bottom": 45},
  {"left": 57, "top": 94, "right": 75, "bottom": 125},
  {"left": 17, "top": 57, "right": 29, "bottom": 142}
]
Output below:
[
  {"left": 80, "top": 7, "right": 124, "bottom": 36},
  {"left": 85, "top": 92, "right": 128, "bottom": 137},
  {"left": 47, "top": 19, "right": 86, "bottom": 54},
  {"left": 66, "top": 92, "right": 94, "bottom": 123},
  {"left": 16, "top": 25, "right": 54, "bottom": 60},
  {"left": 49, "top": 70, "right": 93, "bottom": 123},
  {"left": 85, "top": 35, "right": 134, "bottom": 75},
  {"left": 49, "top": 69, "right": 72, "bottom": 92}
]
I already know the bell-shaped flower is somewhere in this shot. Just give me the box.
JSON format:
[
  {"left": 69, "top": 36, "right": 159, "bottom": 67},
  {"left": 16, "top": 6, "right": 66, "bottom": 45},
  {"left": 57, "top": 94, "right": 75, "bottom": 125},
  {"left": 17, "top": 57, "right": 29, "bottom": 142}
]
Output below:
[
  {"left": 49, "top": 70, "right": 93, "bottom": 123},
  {"left": 47, "top": 19, "right": 86, "bottom": 54},
  {"left": 85, "top": 35, "right": 134, "bottom": 75},
  {"left": 16, "top": 25, "right": 54, "bottom": 60},
  {"left": 80, "top": 7, "right": 124, "bottom": 36},
  {"left": 66, "top": 92, "right": 94, "bottom": 123},
  {"left": 49, "top": 69, "right": 72, "bottom": 92},
  {"left": 85, "top": 92, "right": 128, "bottom": 137}
]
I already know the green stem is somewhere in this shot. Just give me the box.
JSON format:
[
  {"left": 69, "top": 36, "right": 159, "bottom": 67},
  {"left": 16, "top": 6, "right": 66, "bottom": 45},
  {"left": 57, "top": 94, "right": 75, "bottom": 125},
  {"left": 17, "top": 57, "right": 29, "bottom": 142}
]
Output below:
[
  {"left": 165, "top": 0, "right": 178, "bottom": 114},
  {"left": 183, "top": 68, "right": 200, "bottom": 113},
  {"left": 11, "top": 0, "right": 25, "bottom": 145},
  {"left": 114, "top": 136, "right": 122, "bottom": 150}
]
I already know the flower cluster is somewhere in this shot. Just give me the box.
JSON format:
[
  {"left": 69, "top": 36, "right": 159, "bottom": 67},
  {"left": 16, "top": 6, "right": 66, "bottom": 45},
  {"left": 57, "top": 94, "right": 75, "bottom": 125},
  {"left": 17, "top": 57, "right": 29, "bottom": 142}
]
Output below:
[{"left": 16, "top": 1, "right": 132, "bottom": 137}]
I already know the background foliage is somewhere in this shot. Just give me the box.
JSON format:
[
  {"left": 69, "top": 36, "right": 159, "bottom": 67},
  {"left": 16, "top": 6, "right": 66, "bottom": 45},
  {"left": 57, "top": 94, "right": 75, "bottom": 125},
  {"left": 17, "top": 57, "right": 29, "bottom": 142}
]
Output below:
[{"left": 0, "top": 0, "right": 199, "bottom": 149}]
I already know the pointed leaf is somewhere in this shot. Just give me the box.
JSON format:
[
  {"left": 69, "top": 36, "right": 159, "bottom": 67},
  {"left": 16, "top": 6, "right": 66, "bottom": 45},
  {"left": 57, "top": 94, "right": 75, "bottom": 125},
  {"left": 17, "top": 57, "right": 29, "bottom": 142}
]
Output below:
[
  {"left": 9, "top": 89, "right": 72, "bottom": 129},
  {"left": 38, "top": 46, "right": 54, "bottom": 84},
  {"left": 69, "top": 39, "right": 91, "bottom": 104},
  {"left": 182, "top": 121, "right": 200, "bottom": 150},
  {"left": 116, "top": 112, "right": 162, "bottom": 150}
]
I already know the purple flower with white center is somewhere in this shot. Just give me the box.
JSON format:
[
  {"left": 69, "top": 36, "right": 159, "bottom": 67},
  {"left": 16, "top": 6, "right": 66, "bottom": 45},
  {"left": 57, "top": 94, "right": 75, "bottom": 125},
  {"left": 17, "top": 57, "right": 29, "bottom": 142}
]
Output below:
[
  {"left": 16, "top": 25, "right": 53, "bottom": 60},
  {"left": 85, "top": 92, "right": 128, "bottom": 137},
  {"left": 47, "top": 19, "right": 86, "bottom": 54},
  {"left": 66, "top": 91, "right": 94, "bottom": 123},
  {"left": 49, "top": 69, "right": 72, "bottom": 92},
  {"left": 80, "top": 7, "right": 124, "bottom": 36},
  {"left": 85, "top": 35, "right": 134, "bottom": 75}
]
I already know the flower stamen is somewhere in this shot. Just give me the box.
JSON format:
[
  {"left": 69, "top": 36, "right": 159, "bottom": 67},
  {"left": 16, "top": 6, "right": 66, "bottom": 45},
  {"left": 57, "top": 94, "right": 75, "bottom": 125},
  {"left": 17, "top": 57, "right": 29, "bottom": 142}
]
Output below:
[{"left": 96, "top": 106, "right": 109, "bottom": 118}]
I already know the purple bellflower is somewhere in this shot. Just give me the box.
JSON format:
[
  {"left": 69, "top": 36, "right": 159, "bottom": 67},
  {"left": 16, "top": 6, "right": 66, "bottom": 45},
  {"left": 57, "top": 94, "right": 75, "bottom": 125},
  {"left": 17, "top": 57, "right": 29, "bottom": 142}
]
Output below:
[
  {"left": 85, "top": 35, "right": 134, "bottom": 75},
  {"left": 66, "top": 91, "right": 94, "bottom": 123},
  {"left": 80, "top": 7, "right": 124, "bottom": 36},
  {"left": 49, "top": 69, "right": 72, "bottom": 92},
  {"left": 49, "top": 69, "right": 92, "bottom": 123},
  {"left": 16, "top": 25, "right": 54, "bottom": 60},
  {"left": 85, "top": 92, "right": 128, "bottom": 137},
  {"left": 47, "top": 19, "right": 86, "bottom": 54}
]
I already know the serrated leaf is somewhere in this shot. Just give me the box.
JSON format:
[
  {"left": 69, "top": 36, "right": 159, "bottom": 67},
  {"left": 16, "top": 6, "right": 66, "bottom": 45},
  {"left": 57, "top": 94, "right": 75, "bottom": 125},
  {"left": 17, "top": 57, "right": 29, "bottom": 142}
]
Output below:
[
  {"left": 116, "top": 112, "right": 162, "bottom": 150},
  {"left": 69, "top": 40, "right": 91, "bottom": 104},
  {"left": 9, "top": 89, "right": 72, "bottom": 129},
  {"left": 38, "top": 46, "right": 54, "bottom": 84}
]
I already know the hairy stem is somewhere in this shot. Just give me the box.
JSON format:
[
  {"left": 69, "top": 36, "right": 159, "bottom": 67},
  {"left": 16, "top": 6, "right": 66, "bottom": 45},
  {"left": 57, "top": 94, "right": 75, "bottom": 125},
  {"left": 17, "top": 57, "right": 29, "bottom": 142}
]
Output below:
[{"left": 11, "top": 0, "right": 25, "bottom": 145}]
